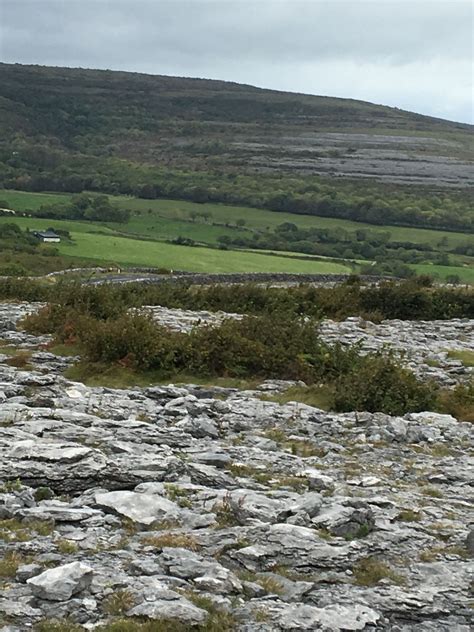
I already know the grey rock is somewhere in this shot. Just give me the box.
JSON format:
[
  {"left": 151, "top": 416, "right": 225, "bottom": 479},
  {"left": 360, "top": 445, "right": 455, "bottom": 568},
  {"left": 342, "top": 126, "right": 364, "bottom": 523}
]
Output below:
[
  {"left": 0, "top": 304, "right": 472, "bottom": 631},
  {"left": 312, "top": 503, "right": 375, "bottom": 538},
  {"left": 194, "top": 451, "right": 231, "bottom": 468},
  {"left": 19, "top": 502, "right": 102, "bottom": 522},
  {"left": 94, "top": 491, "right": 180, "bottom": 526},
  {"left": 16, "top": 564, "right": 44, "bottom": 582},
  {"left": 160, "top": 547, "right": 242, "bottom": 593},
  {"left": 27, "top": 562, "right": 93, "bottom": 601},
  {"left": 465, "top": 529, "right": 474, "bottom": 553},
  {"left": 227, "top": 490, "right": 285, "bottom": 524},
  {"left": 277, "top": 603, "right": 380, "bottom": 630},
  {"left": 129, "top": 598, "right": 208, "bottom": 624}
]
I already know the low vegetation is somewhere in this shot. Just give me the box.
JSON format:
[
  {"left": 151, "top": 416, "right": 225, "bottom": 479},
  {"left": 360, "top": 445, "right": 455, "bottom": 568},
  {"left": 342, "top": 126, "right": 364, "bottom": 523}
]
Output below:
[
  {"left": 22, "top": 305, "right": 438, "bottom": 416},
  {"left": 0, "top": 551, "right": 25, "bottom": 578},
  {"left": 447, "top": 349, "right": 474, "bottom": 367},
  {"left": 352, "top": 557, "right": 406, "bottom": 587},
  {"left": 2, "top": 276, "right": 473, "bottom": 321},
  {"left": 141, "top": 533, "right": 200, "bottom": 551},
  {"left": 102, "top": 590, "right": 137, "bottom": 616},
  {"left": 0, "top": 276, "right": 469, "bottom": 419}
]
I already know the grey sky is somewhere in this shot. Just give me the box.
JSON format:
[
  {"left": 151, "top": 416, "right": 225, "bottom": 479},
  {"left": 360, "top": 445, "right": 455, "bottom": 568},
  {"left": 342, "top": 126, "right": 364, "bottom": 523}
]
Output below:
[{"left": 1, "top": 0, "right": 472, "bottom": 123}]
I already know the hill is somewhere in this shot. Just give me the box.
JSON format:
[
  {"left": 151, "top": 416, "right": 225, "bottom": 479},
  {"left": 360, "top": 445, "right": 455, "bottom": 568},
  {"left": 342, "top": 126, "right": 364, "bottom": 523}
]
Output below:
[{"left": 0, "top": 63, "right": 473, "bottom": 233}]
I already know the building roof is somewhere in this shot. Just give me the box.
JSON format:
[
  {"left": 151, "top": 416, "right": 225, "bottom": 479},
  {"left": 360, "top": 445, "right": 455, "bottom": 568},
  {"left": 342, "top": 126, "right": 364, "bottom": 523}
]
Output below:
[{"left": 33, "top": 230, "right": 60, "bottom": 238}]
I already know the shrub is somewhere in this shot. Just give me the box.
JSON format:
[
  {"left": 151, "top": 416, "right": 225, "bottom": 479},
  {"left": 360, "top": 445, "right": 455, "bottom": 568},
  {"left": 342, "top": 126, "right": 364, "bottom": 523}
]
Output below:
[
  {"left": 7, "top": 277, "right": 474, "bottom": 321},
  {"left": 331, "top": 352, "right": 437, "bottom": 415},
  {"left": 437, "top": 380, "right": 474, "bottom": 422}
]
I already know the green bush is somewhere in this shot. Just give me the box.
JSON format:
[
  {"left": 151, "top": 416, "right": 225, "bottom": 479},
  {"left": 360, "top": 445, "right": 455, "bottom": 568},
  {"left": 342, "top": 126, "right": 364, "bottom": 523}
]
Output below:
[
  {"left": 331, "top": 352, "right": 437, "bottom": 415},
  {"left": 23, "top": 303, "right": 442, "bottom": 416},
  {"left": 5, "top": 277, "right": 474, "bottom": 321},
  {"left": 437, "top": 380, "right": 474, "bottom": 422}
]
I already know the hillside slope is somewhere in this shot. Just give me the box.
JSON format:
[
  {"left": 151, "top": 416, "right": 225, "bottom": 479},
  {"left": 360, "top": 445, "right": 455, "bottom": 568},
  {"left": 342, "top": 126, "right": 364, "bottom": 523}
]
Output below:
[
  {"left": 1, "top": 62, "right": 473, "bottom": 186},
  {"left": 0, "top": 63, "right": 473, "bottom": 236}
]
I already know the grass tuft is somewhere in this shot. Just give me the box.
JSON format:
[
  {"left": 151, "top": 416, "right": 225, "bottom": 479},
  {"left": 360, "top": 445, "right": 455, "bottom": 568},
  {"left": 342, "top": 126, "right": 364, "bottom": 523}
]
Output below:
[
  {"left": 141, "top": 533, "right": 200, "bottom": 551},
  {"left": 353, "top": 557, "right": 406, "bottom": 587}
]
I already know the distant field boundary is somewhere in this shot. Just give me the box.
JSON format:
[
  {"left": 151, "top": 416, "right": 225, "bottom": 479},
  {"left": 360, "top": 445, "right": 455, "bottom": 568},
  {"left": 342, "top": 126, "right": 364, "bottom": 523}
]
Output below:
[{"left": 74, "top": 270, "right": 391, "bottom": 285}]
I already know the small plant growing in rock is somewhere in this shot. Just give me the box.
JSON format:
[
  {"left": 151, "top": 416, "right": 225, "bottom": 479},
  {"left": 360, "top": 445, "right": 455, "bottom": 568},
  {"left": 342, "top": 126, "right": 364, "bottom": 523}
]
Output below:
[
  {"left": 27, "top": 519, "right": 55, "bottom": 536},
  {"left": 264, "top": 428, "right": 287, "bottom": 443},
  {"left": 0, "top": 519, "right": 31, "bottom": 543},
  {"left": 318, "top": 529, "right": 333, "bottom": 541},
  {"left": 0, "top": 551, "right": 26, "bottom": 577},
  {"left": 4, "top": 351, "right": 33, "bottom": 369},
  {"left": 141, "top": 533, "right": 200, "bottom": 551},
  {"left": 34, "top": 486, "right": 55, "bottom": 502},
  {"left": 121, "top": 518, "right": 139, "bottom": 535},
  {"left": 353, "top": 557, "right": 405, "bottom": 587},
  {"left": 344, "top": 523, "right": 373, "bottom": 540},
  {"left": 164, "top": 484, "right": 194, "bottom": 508},
  {"left": 226, "top": 462, "right": 269, "bottom": 482},
  {"left": 397, "top": 509, "right": 423, "bottom": 522},
  {"left": 151, "top": 518, "right": 182, "bottom": 531},
  {"left": 102, "top": 589, "right": 136, "bottom": 615},
  {"left": 0, "top": 518, "right": 52, "bottom": 542},
  {"left": 256, "top": 575, "right": 284, "bottom": 595},
  {"left": 287, "top": 439, "right": 326, "bottom": 458},
  {"left": 429, "top": 444, "right": 454, "bottom": 457},
  {"left": 421, "top": 487, "right": 443, "bottom": 499},
  {"left": 56, "top": 539, "right": 79, "bottom": 554},
  {"left": 184, "top": 593, "right": 237, "bottom": 631},
  {"left": 0, "top": 478, "right": 22, "bottom": 492},
  {"left": 213, "top": 493, "right": 241, "bottom": 528},
  {"left": 271, "top": 475, "right": 308, "bottom": 492},
  {"left": 419, "top": 544, "right": 470, "bottom": 562},
  {"left": 254, "top": 607, "right": 271, "bottom": 622}
]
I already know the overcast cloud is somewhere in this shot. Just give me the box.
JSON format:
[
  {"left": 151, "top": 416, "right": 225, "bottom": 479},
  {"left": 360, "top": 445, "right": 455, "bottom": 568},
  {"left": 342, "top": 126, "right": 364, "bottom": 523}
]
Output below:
[{"left": 1, "top": 0, "right": 472, "bottom": 123}]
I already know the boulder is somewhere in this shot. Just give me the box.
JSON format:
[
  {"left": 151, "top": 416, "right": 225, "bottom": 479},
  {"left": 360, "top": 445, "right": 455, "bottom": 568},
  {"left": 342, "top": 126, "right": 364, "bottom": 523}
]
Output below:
[{"left": 27, "top": 562, "right": 93, "bottom": 601}]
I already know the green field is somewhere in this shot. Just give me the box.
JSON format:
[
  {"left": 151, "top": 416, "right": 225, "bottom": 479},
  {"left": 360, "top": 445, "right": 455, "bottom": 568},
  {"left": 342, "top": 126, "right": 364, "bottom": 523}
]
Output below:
[
  {"left": 411, "top": 264, "right": 474, "bottom": 284},
  {"left": 2, "top": 189, "right": 472, "bottom": 249},
  {"left": 0, "top": 215, "right": 350, "bottom": 273},
  {"left": 108, "top": 198, "right": 474, "bottom": 250},
  {"left": 56, "top": 232, "right": 352, "bottom": 273},
  {"left": 1, "top": 189, "right": 473, "bottom": 280}
]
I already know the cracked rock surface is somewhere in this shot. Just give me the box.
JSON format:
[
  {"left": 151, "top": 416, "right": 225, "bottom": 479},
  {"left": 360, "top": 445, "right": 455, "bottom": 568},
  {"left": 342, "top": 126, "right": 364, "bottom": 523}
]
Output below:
[{"left": 0, "top": 303, "right": 472, "bottom": 631}]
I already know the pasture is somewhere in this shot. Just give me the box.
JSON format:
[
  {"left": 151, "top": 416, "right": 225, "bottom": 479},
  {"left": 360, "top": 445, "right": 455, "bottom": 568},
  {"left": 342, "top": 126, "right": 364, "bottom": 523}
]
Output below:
[
  {"left": 55, "top": 231, "right": 352, "bottom": 273},
  {"left": 1, "top": 189, "right": 472, "bottom": 249},
  {"left": 0, "top": 189, "right": 472, "bottom": 281}
]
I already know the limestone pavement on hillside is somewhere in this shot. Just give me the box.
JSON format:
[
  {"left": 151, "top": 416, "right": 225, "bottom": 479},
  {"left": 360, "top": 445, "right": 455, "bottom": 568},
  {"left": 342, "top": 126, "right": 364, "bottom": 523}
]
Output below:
[{"left": 0, "top": 303, "right": 472, "bottom": 631}]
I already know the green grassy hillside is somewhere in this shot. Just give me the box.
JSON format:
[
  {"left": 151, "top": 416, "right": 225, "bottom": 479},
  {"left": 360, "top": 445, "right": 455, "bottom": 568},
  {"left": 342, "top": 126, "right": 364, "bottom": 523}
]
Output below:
[
  {"left": 1, "top": 189, "right": 472, "bottom": 249},
  {"left": 0, "top": 215, "right": 351, "bottom": 274},
  {"left": 0, "top": 189, "right": 472, "bottom": 282}
]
